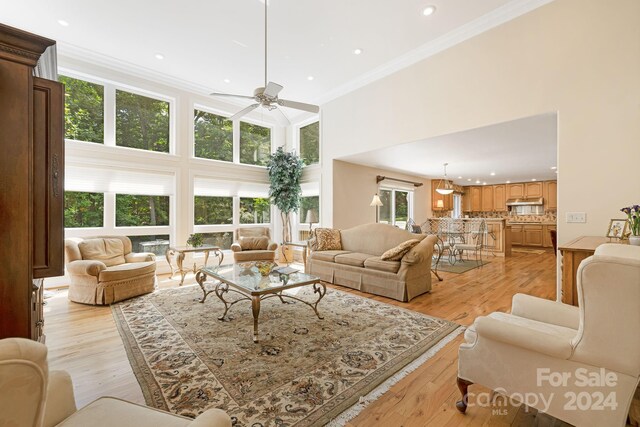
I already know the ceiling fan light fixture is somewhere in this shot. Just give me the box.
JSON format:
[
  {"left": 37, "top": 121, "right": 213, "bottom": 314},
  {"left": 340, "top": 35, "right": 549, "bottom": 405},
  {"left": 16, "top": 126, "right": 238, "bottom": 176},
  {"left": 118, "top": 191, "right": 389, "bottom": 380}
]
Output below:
[{"left": 435, "top": 163, "right": 454, "bottom": 195}]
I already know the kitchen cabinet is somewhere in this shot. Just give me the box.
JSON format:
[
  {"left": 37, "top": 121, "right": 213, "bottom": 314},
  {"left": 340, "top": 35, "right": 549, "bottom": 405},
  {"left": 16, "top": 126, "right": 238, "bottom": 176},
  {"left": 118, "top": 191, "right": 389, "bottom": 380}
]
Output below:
[
  {"left": 544, "top": 181, "right": 557, "bottom": 210},
  {"left": 525, "top": 182, "right": 544, "bottom": 198},
  {"left": 493, "top": 184, "right": 506, "bottom": 211},
  {"left": 481, "top": 186, "right": 494, "bottom": 211},
  {"left": 462, "top": 192, "right": 472, "bottom": 212},
  {"left": 523, "top": 225, "right": 543, "bottom": 247},
  {"left": 511, "top": 225, "right": 523, "bottom": 245},
  {"left": 431, "top": 180, "right": 453, "bottom": 211},
  {"left": 470, "top": 187, "right": 482, "bottom": 211},
  {"left": 507, "top": 183, "right": 524, "bottom": 198},
  {"left": 543, "top": 224, "right": 557, "bottom": 248}
]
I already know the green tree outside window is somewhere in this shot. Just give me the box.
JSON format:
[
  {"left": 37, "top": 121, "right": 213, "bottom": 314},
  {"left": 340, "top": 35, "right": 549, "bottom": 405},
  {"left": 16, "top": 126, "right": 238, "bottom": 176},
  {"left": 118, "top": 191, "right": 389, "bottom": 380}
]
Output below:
[
  {"left": 240, "top": 122, "right": 271, "bottom": 166},
  {"left": 116, "top": 90, "right": 170, "bottom": 153},
  {"left": 300, "top": 121, "right": 319, "bottom": 165},
  {"left": 299, "top": 196, "right": 319, "bottom": 224},
  {"left": 116, "top": 195, "right": 170, "bottom": 226},
  {"left": 64, "top": 191, "right": 104, "bottom": 228},
  {"left": 59, "top": 75, "right": 104, "bottom": 144},
  {"left": 194, "top": 110, "right": 233, "bottom": 161},
  {"left": 240, "top": 198, "right": 271, "bottom": 224},
  {"left": 194, "top": 196, "right": 233, "bottom": 225}
]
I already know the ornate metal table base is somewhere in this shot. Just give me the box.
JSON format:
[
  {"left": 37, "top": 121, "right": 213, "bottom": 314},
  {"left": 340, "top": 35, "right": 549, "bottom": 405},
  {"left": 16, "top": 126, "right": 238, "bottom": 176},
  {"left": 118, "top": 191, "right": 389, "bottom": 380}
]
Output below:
[
  {"left": 195, "top": 273, "right": 326, "bottom": 343},
  {"left": 165, "top": 246, "right": 223, "bottom": 286}
]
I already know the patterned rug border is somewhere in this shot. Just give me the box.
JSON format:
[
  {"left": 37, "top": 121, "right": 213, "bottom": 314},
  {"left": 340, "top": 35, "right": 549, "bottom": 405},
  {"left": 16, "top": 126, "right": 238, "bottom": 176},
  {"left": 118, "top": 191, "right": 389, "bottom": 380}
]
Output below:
[{"left": 111, "top": 284, "right": 461, "bottom": 425}]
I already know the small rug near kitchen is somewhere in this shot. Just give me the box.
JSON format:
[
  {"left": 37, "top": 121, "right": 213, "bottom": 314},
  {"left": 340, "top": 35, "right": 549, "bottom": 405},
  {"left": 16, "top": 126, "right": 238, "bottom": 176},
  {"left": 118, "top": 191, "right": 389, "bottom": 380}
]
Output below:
[
  {"left": 437, "top": 259, "right": 490, "bottom": 274},
  {"left": 112, "top": 284, "right": 460, "bottom": 426},
  {"left": 512, "top": 248, "right": 547, "bottom": 255}
]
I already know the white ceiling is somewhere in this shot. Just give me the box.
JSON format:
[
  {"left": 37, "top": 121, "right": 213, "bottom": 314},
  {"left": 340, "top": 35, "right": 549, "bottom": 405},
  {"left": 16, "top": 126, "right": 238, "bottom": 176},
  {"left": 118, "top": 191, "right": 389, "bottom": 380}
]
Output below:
[
  {"left": 338, "top": 113, "right": 558, "bottom": 185},
  {"left": 1, "top": 0, "right": 518, "bottom": 105}
]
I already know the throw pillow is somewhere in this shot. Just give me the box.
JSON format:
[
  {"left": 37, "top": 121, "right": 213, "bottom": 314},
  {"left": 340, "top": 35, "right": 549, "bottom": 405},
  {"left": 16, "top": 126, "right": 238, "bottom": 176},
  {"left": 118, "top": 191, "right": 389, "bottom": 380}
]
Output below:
[
  {"left": 314, "top": 228, "right": 342, "bottom": 251},
  {"left": 240, "top": 236, "right": 269, "bottom": 250},
  {"left": 381, "top": 239, "right": 421, "bottom": 261}
]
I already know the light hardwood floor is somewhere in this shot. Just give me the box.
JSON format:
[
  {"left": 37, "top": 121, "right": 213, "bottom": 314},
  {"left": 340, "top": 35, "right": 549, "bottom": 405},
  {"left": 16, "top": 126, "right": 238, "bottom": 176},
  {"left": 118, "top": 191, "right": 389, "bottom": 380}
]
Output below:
[{"left": 44, "top": 250, "right": 557, "bottom": 426}]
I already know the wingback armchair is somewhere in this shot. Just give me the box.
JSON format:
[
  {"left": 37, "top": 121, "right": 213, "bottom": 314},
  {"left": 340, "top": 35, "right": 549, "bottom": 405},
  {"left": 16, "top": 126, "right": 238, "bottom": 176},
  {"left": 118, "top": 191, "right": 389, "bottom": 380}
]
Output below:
[
  {"left": 0, "top": 337, "right": 231, "bottom": 427},
  {"left": 456, "top": 243, "right": 640, "bottom": 426},
  {"left": 230, "top": 227, "right": 278, "bottom": 263},
  {"left": 65, "top": 236, "right": 157, "bottom": 305}
]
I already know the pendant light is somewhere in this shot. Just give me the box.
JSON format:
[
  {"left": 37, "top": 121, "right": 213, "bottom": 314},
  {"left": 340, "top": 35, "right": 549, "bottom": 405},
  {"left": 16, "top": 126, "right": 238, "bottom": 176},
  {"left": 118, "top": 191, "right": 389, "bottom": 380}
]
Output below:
[{"left": 436, "top": 163, "right": 454, "bottom": 195}]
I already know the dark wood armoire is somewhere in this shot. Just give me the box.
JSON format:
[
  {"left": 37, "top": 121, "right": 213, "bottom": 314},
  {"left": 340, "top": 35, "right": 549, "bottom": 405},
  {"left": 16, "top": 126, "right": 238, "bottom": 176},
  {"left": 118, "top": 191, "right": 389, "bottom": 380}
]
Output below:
[{"left": 0, "top": 24, "right": 64, "bottom": 341}]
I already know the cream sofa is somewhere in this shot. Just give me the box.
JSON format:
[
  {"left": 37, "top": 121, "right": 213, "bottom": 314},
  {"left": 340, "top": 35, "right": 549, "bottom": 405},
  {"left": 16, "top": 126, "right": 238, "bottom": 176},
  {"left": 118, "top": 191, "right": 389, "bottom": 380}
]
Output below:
[
  {"left": 457, "top": 243, "right": 640, "bottom": 426},
  {"left": 65, "top": 236, "right": 156, "bottom": 305},
  {"left": 307, "top": 223, "right": 437, "bottom": 302},
  {"left": 0, "top": 337, "right": 231, "bottom": 427}
]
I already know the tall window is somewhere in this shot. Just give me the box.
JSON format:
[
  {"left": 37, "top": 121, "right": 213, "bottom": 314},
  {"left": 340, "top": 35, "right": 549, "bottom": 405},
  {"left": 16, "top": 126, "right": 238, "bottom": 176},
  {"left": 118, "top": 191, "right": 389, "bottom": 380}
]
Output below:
[
  {"left": 128, "top": 234, "right": 170, "bottom": 256},
  {"left": 194, "top": 196, "right": 233, "bottom": 225},
  {"left": 64, "top": 191, "right": 104, "bottom": 227},
  {"left": 194, "top": 110, "right": 233, "bottom": 161},
  {"left": 59, "top": 75, "right": 104, "bottom": 144},
  {"left": 115, "top": 195, "right": 170, "bottom": 227},
  {"left": 300, "top": 196, "right": 319, "bottom": 224},
  {"left": 239, "top": 122, "right": 271, "bottom": 166},
  {"left": 116, "top": 90, "right": 170, "bottom": 153},
  {"left": 377, "top": 188, "right": 413, "bottom": 228},
  {"left": 240, "top": 198, "right": 271, "bottom": 224},
  {"left": 200, "top": 232, "right": 233, "bottom": 250},
  {"left": 299, "top": 121, "right": 319, "bottom": 165}
]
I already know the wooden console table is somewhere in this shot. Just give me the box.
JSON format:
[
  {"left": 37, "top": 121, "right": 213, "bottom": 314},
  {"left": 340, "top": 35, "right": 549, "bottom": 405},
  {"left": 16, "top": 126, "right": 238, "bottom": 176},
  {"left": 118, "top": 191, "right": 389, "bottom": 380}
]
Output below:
[{"left": 559, "top": 236, "right": 628, "bottom": 306}]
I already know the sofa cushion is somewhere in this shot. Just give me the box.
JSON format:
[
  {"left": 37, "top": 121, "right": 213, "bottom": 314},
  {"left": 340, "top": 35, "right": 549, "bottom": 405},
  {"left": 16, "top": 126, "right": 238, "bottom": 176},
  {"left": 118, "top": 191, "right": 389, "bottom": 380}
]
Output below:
[
  {"left": 79, "top": 238, "right": 126, "bottom": 267},
  {"left": 334, "top": 252, "right": 372, "bottom": 268},
  {"left": 381, "top": 239, "right": 421, "bottom": 261},
  {"left": 314, "top": 228, "right": 342, "bottom": 251},
  {"left": 233, "top": 250, "right": 275, "bottom": 262},
  {"left": 364, "top": 256, "right": 401, "bottom": 273},
  {"left": 239, "top": 236, "right": 269, "bottom": 250},
  {"left": 309, "top": 250, "right": 351, "bottom": 262},
  {"left": 99, "top": 261, "right": 155, "bottom": 282}
]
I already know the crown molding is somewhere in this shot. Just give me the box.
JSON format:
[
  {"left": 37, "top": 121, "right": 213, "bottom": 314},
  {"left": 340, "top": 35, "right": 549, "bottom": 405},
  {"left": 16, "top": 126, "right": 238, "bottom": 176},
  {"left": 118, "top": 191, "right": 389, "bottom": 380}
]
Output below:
[{"left": 312, "top": 0, "right": 555, "bottom": 105}]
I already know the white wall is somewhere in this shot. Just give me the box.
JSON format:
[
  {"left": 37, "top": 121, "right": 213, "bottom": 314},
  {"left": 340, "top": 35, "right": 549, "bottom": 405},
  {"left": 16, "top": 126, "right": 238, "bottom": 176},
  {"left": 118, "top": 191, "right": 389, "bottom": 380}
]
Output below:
[{"left": 320, "top": 0, "right": 640, "bottom": 247}]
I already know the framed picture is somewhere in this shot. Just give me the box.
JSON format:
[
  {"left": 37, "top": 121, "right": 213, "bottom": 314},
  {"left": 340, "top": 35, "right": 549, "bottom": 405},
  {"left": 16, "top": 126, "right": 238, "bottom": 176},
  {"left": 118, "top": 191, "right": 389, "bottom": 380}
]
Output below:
[{"left": 606, "top": 219, "right": 628, "bottom": 239}]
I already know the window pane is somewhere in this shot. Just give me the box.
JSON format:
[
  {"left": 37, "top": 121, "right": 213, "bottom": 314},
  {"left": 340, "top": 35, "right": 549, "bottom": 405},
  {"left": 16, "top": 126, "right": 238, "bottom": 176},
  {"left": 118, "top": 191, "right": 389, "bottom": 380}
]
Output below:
[
  {"left": 300, "top": 121, "right": 319, "bottom": 165},
  {"left": 379, "top": 190, "right": 391, "bottom": 224},
  {"left": 128, "top": 234, "right": 170, "bottom": 256},
  {"left": 116, "top": 195, "right": 170, "bottom": 226},
  {"left": 59, "top": 75, "right": 104, "bottom": 144},
  {"left": 200, "top": 232, "right": 233, "bottom": 250},
  {"left": 194, "top": 196, "right": 232, "bottom": 225},
  {"left": 240, "top": 197, "right": 271, "bottom": 224},
  {"left": 64, "top": 191, "right": 104, "bottom": 228},
  {"left": 194, "top": 110, "right": 233, "bottom": 161},
  {"left": 395, "top": 191, "right": 409, "bottom": 229},
  {"left": 116, "top": 90, "right": 170, "bottom": 152},
  {"left": 299, "top": 196, "right": 319, "bottom": 224},
  {"left": 239, "top": 122, "right": 271, "bottom": 166}
]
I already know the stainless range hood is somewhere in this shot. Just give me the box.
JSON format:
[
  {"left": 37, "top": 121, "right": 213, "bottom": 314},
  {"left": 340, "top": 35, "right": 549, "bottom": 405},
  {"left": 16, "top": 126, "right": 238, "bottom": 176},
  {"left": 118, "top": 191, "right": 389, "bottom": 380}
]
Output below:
[{"left": 506, "top": 197, "right": 544, "bottom": 206}]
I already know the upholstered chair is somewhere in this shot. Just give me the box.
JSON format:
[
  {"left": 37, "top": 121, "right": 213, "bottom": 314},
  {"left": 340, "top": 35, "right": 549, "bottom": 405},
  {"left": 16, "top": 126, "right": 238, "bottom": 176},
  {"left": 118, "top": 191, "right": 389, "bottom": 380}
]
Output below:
[
  {"left": 457, "top": 244, "right": 640, "bottom": 426},
  {"left": 64, "top": 236, "right": 156, "bottom": 305},
  {"left": 0, "top": 337, "right": 232, "bottom": 427},
  {"left": 230, "top": 227, "right": 278, "bottom": 263}
]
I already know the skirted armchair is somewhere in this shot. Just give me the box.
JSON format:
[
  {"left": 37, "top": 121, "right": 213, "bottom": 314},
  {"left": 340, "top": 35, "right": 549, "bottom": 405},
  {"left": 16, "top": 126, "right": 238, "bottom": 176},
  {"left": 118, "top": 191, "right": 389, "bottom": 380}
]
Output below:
[
  {"left": 457, "top": 243, "right": 640, "bottom": 426},
  {"left": 64, "top": 236, "right": 156, "bottom": 305},
  {"left": 0, "top": 337, "right": 232, "bottom": 427},
  {"left": 230, "top": 227, "right": 278, "bottom": 263}
]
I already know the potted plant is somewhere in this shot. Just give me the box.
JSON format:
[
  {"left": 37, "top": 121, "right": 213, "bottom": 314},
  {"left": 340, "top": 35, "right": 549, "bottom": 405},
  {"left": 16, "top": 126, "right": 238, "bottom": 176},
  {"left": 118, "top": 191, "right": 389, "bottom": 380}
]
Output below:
[
  {"left": 621, "top": 205, "right": 640, "bottom": 245},
  {"left": 267, "top": 147, "right": 304, "bottom": 259},
  {"left": 187, "top": 233, "right": 204, "bottom": 247}
]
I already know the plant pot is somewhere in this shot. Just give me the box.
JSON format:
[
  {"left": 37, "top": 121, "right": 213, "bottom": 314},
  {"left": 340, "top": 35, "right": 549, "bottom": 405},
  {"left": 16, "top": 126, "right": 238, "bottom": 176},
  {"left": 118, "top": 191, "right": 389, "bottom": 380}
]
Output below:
[
  {"left": 629, "top": 236, "right": 640, "bottom": 246},
  {"left": 280, "top": 245, "right": 293, "bottom": 263}
]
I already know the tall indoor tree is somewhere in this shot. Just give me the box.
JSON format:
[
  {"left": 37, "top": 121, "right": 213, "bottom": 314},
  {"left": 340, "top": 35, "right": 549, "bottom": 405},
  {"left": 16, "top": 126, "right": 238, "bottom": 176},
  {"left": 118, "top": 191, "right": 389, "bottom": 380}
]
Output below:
[{"left": 267, "top": 147, "right": 304, "bottom": 243}]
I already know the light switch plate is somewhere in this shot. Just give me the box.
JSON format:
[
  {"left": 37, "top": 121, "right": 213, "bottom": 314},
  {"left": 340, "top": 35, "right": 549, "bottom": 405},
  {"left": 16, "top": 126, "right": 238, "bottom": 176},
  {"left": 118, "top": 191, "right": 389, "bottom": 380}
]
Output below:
[{"left": 566, "top": 212, "right": 587, "bottom": 223}]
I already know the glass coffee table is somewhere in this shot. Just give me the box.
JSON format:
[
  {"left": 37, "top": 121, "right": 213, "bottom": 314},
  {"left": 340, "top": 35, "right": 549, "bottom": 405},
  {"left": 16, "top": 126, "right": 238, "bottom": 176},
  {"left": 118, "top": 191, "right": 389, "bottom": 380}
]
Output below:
[{"left": 195, "top": 263, "right": 326, "bottom": 343}]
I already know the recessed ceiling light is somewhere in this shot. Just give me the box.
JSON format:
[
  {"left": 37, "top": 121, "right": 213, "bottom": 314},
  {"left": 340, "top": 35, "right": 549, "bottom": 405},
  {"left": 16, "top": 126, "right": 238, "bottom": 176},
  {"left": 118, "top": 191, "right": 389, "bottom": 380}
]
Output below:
[
  {"left": 506, "top": 180, "right": 511, "bottom": 184},
  {"left": 457, "top": 176, "right": 462, "bottom": 179},
  {"left": 422, "top": 5, "right": 436, "bottom": 16},
  {"left": 531, "top": 178, "right": 537, "bottom": 181},
  {"left": 483, "top": 182, "right": 487, "bottom": 185},
  {"left": 467, "top": 178, "right": 471, "bottom": 182},
  {"left": 353, "top": 48, "right": 363, "bottom": 55},
  {"left": 154, "top": 53, "right": 164, "bottom": 60},
  {"left": 490, "top": 172, "right": 496, "bottom": 176},
  {"left": 550, "top": 166, "right": 557, "bottom": 170},
  {"left": 57, "top": 19, "right": 69, "bottom": 27},
  {"left": 475, "top": 180, "right": 481, "bottom": 184},
  {"left": 223, "top": 78, "right": 231, "bottom": 83},
  {"left": 307, "top": 76, "right": 314, "bottom": 81}
]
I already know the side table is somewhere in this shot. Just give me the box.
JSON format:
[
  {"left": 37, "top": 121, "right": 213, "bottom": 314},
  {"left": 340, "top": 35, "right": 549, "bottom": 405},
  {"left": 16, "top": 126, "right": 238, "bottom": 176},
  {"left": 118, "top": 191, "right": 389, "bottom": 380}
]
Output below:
[
  {"left": 282, "top": 241, "right": 309, "bottom": 271},
  {"left": 165, "top": 245, "right": 223, "bottom": 285}
]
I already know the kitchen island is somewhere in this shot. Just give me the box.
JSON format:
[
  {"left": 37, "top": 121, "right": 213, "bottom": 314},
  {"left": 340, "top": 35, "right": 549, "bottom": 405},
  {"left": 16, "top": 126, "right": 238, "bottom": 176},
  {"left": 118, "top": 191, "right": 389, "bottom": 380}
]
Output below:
[{"left": 424, "top": 218, "right": 512, "bottom": 257}]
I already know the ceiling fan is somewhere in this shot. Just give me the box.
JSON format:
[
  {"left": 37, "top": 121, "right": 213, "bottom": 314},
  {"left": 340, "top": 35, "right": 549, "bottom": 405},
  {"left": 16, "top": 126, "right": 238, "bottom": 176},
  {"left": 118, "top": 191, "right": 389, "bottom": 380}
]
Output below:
[{"left": 209, "top": 0, "right": 320, "bottom": 125}]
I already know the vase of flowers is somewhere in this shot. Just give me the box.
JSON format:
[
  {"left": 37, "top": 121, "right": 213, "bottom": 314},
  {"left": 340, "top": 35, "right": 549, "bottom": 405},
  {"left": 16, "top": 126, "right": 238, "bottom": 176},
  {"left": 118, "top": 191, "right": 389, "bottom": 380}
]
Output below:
[{"left": 621, "top": 205, "right": 640, "bottom": 246}]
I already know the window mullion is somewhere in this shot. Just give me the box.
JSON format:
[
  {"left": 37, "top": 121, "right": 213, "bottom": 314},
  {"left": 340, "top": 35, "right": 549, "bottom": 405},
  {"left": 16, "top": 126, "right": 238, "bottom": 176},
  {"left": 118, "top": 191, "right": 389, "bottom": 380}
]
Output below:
[
  {"left": 233, "top": 121, "right": 240, "bottom": 164},
  {"left": 104, "top": 84, "right": 116, "bottom": 147}
]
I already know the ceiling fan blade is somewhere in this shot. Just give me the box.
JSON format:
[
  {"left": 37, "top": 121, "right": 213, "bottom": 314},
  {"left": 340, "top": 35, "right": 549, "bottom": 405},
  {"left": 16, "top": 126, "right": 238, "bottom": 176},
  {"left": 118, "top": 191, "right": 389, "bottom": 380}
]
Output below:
[
  {"left": 210, "top": 92, "right": 255, "bottom": 100},
  {"left": 229, "top": 104, "right": 259, "bottom": 121},
  {"left": 273, "top": 107, "right": 290, "bottom": 126},
  {"left": 263, "top": 81, "right": 284, "bottom": 97},
  {"left": 277, "top": 99, "right": 320, "bottom": 113}
]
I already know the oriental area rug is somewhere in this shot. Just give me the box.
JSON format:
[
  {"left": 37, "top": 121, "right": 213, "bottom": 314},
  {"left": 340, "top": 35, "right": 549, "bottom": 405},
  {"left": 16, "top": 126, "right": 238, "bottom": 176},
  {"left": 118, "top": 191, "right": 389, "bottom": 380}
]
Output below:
[{"left": 112, "top": 284, "right": 460, "bottom": 426}]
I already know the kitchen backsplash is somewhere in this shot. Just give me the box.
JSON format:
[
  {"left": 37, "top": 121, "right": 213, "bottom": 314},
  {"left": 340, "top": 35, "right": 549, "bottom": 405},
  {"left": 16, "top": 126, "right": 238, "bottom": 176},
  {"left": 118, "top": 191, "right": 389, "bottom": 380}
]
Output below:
[{"left": 433, "top": 210, "right": 557, "bottom": 223}]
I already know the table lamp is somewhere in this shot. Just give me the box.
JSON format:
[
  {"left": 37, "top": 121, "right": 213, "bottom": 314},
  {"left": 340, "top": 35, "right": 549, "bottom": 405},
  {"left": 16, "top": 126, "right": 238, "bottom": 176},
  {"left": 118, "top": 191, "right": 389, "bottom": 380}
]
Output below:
[{"left": 305, "top": 209, "right": 318, "bottom": 233}]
